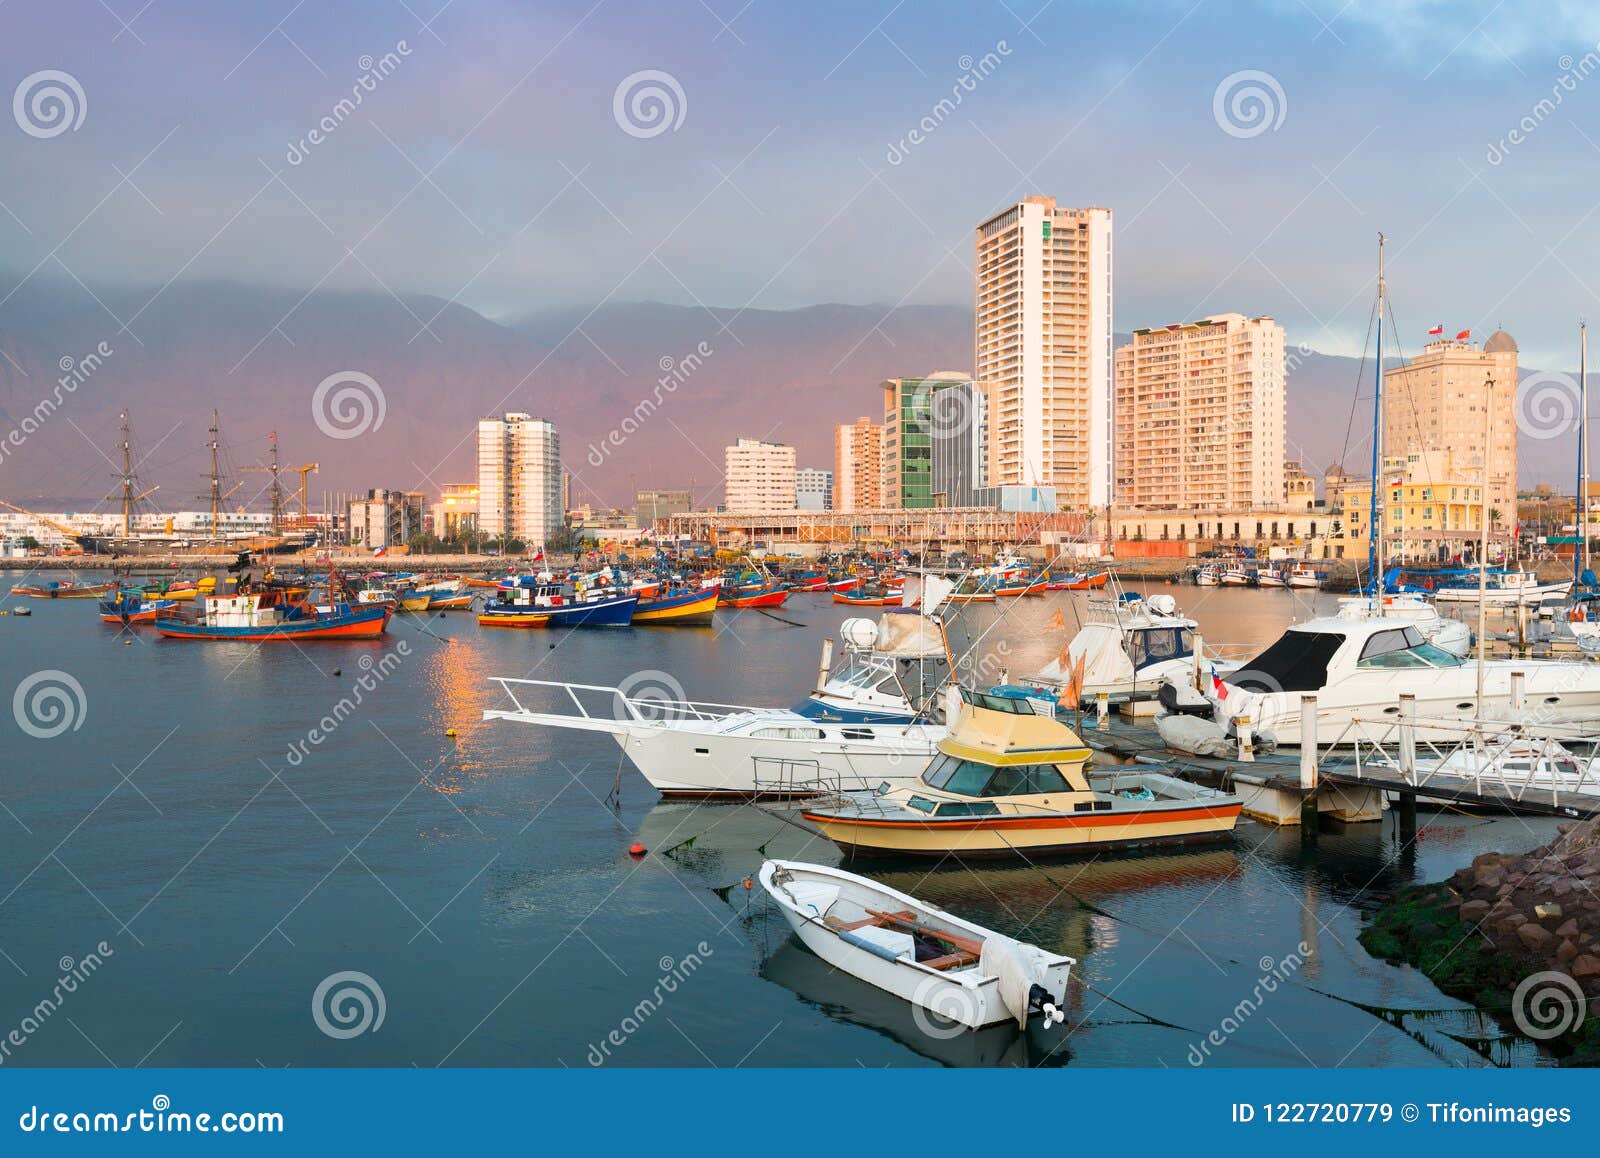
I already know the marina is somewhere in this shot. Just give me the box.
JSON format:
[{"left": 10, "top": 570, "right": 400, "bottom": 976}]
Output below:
[{"left": 1, "top": 567, "right": 1590, "bottom": 1066}]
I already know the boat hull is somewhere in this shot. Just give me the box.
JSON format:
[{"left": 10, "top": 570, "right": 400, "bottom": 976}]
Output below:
[
  {"left": 477, "top": 610, "right": 551, "bottom": 628},
  {"left": 720, "top": 588, "right": 788, "bottom": 609},
  {"left": 800, "top": 801, "right": 1243, "bottom": 858},
  {"left": 633, "top": 588, "right": 717, "bottom": 625},
  {"left": 155, "top": 606, "right": 390, "bottom": 640}
]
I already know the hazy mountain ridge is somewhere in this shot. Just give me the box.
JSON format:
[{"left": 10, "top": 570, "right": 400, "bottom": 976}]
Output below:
[{"left": 0, "top": 276, "right": 1574, "bottom": 511}]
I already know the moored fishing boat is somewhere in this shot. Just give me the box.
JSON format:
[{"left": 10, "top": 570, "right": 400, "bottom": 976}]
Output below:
[
  {"left": 155, "top": 590, "right": 390, "bottom": 640},
  {"left": 832, "top": 583, "right": 905, "bottom": 607},
  {"left": 1255, "top": 565, "right": 1286, "bottom": 588},
  {"left": 633, "top": 586, "right": 718, "bottom": 625},
  {"left": 10, "top": 580, "right": 117, "bottom": 598},
  {"left": 98, "top": 592, "right": 178, "bottom": 624},
  {"left": 479, "top": 577, "right": 638, "bottom": 627},
  {"left": 994, "top": 574, "right": 1047, "bottom": 597},
  {"left": 1286, "top": 565, "right": 1323, "bottom": 589},
  {"left": 799, "top": 688, "right": 1243, "bottom": 857},
  {"left": 719, "top": 583, "right": 789, "bottom": 609},
  {"left": 397, "top": 590, "right": 431, "bottom": 613},
  {"left": 1060, "top": 570, "right": 1110, "bottom": 591},
  {"left": 425, "top": 592, "right": 474, "bottom": 610},
  {"left": 759, "top": 860, "right": 1071, "bottom": 1033}
]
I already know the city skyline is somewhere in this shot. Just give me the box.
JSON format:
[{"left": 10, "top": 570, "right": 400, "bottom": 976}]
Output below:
[{"left": 3, "top": 1, "right": 1600, "bottom": 373}]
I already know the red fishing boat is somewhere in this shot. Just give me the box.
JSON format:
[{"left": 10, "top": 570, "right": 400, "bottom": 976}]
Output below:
[
  {"left": 831, "top": 585, "right": 906, "bottom": 607},
  {"left": 719, "top": 584, "right": 789, "bottom": 609},
  {"left": 1061, "top": 570, "right": 1111, "bottom": 590},
  {"left": 995, "top": 575, "right": 1047, "bottom": 597},
  {"left": 156, "top": 590, "right": 390, "bottom": 640}
]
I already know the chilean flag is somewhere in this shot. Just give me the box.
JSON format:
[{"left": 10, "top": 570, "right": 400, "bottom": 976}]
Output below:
[
  {"left": 1427, "top": 324, "right": 1443, "bottom": 335},
  {"left": 1456, "top": 329, "right": 1471, "bottom": 340},
  {"left": 1211, "top": 665, "right": 1229, "bottom": 701}
]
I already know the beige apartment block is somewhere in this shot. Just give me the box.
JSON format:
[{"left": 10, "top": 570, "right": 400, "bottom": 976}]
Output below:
[
  {"left": 476, "top": 413, "right": 563, "bottom": 546},
  {"left": 1113, "top": 313, "right": 1286, "bottom": 510},
  {"left": 833, "top": 416, "right": 883, "bottom": 512},
  {"left": 1383, "top": 332, "right": 1518, "bottom": 515},
  {"left": 975, "top": 196, "right": 1113, "bottom": 510},
  {"left": 724, "top": 437, "right": 796, "bottom": 513}
]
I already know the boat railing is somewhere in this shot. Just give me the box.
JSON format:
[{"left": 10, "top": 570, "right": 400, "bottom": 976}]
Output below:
[
  {"left": 487, "top": 676, "right": 790, "bottom": 725},
  {"left": 750, "top": 755, "right": 838, "bottom": 798},
  {"left": 1322, "top": 712, "right": 1600, "bottom": 805}
]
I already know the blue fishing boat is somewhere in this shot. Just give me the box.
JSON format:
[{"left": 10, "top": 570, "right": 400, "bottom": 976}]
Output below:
[{"left": 479, "top": 578, "right": 638, "bottom": 627}]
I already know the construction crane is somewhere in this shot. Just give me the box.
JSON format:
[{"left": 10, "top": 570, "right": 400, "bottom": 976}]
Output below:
[
  {"left": 296, "top": 463, "right": 319, "bottom": 524},
  {"left": 241, "top": 432, "right": 285, "bottom": 533},
  {"left": 0, "top": 499, "right": 83, "bottom": 542}
]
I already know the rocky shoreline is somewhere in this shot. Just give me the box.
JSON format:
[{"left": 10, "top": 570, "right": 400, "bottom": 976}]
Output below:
[{"left": 1361, "top": 818, "right": 1600, "bottom": 1064}]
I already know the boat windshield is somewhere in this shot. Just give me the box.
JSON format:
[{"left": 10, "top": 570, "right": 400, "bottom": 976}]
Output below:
[
  {"left": 921, "top": 754, "right": 1070, "bottom": 797},
  {"left": 1127, "top": 626, "right": 1194, "bottom": 670},
  {"left": 1231, "top": 630, "right": 1345, "bottom": 693},
  {"left": 1355, "top": 625, "right": 1465, "bottom": 669}
]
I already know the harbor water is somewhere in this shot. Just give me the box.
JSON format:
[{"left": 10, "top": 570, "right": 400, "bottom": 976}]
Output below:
[{"left": 0, "top": 573, "right": 1566, "bottom": 1067}]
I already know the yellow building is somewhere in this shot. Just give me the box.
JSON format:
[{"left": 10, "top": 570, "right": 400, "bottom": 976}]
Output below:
[
  {"left": 1383, "top": 333, "right": 1517, "bottom": 515},
  {"left": 1337, "top": 449, "right": 1494, "bottom": 560}
]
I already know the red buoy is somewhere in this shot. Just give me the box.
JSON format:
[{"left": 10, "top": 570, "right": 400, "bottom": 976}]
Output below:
[
  {"left": 743, "top": 878, "right": 754, "bottom": 890},
  {"left": 628, "top": 842, "right": 647, "bottom": 857}
]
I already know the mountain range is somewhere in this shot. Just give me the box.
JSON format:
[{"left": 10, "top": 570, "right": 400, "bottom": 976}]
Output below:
[{"left": 0, "top": 274, "right": 1577, "bottom": 512}]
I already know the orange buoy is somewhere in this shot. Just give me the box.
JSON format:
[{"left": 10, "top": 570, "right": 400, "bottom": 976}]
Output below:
[
  {"left": 628, "top": 842, "right": 646, "bottom": 857},
  {"left": 743, "top": 878, "right": 754, "bottom": 890}
]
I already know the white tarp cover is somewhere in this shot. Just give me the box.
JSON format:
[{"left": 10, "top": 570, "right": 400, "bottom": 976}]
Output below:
[
  {"left": 979, "top": 933, "right": 1054, "bottom": 1030},
  {"left": 875, "top": 612, "right": 947, "bottom": 659}
]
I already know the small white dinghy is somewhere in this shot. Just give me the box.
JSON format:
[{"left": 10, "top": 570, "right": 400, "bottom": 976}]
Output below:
[{"left": 759, "top": 859, "right": 1073, "bottom": 1032}]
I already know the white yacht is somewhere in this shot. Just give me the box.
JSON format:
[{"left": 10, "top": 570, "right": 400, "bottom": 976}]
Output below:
[
  {"left": 796, "top": 613, "right": 950, "bottom": 724},
  {"left": 999, "top": 592, "right": 1240, "bottom": 706},
  {"left": 482, "top": 677, "right": 942, "bottom": 798},
  {"left": 1209, "top": 616, "right": 1600, "bottom": 743},
  {"left": 1335, "top": 591, "right": 1471, "bottom": 656}
]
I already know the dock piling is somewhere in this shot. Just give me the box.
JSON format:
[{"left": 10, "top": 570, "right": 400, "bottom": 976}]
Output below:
[
  {"left": 1096, "top": 692, "right": 1110, "bottom": 730},
  {"left": 1236, "top": 713, "right": 1254, "bottom": 762},
  {"left": 1299, "top": 695, "right": 1319, "bottom": 832},
  {"left": 1510, "top": 669, "right": 1525, "bottom": 712},
  {"left": 1397, "top": 693, "right": 1418, "bottom": 842},
  {"left": 1191, "top": 635, "right": 1205, "bottom": 691}
]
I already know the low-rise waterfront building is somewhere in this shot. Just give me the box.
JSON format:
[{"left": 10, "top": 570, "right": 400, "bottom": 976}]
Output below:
[{"left": 796, "top": 468, "right": 833, "bottom": 511}]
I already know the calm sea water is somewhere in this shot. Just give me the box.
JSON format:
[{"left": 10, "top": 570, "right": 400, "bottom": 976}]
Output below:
[{"left": 0, "top": 571, "right": 1564, "bottom": 1068}]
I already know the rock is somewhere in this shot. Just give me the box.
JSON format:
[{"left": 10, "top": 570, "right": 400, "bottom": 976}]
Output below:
[
  {"left": 1517, "top": 924, "right": 1556, "bottom": 953},
  {"left": 1557, "top": 940, "right": 1579, "bottom": 963},
  {"left": 1557, "top": 919, "right": 1580, "bottom": 938},
  {"left": 1459, "top": 900, "right": 1490, "bottom": 923},
  {"left": 1481, "top": 873, "right": 1505, "bottom": 892},
  {"left": 1535, "top": 902, "right": 1565, "bottom": 920},
  {"left": 1496, "top": 883, "right": 1515, "bottom": 898},
  {"left": 1572, "top": 954, "right": 1600, "bottom": 979}
]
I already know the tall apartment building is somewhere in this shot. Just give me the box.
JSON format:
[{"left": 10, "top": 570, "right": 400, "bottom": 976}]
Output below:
[
  {"left": 930, "top": 380, "right": 988, "bottom": 507},
  {"left": 1113, "top": 314, "right": 1286, "bottom": 510},
  {"left": 477, "top": 413, "right": 564, "bottom": 547},
  {"left": 975, "top": 196, "right": 1113, "bottom": 509},
  {"left": 834, "top": 417, "right": 883, "bottom": 511},
  {"left": 796, "top": 468, "right": 833, "bottom": 511},
  {"left": 881, "top": 372, "right": 971, "bottom": 509},
  {"left": 1383, "top": 332, "right": 1518, "bottom": 516},
  {"left": 723, "top": 438, "right": 796, "bottom": 513}
]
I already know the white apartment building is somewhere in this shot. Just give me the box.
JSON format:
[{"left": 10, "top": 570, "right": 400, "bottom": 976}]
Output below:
[
  {"left": 796, "top": 468, "right": 833, "bottom": 511},
  {"left": 724, "top": 438, "right": 796, "bottom": 513},
  {"left": 975, "top": 196, "right": 1113, "bottom": 510},
  {"left": 1114, "top": 314, "right": 1287, "bottom": 510},
  {"left": 477, "top": 413, "right": 564, "bottom": 547}
]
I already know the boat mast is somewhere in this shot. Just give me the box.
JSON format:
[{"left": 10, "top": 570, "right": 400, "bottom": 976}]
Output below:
[
  {"left": 209, "top": 410, "right": 221, "bottom": 536},
  {"left": 268, "top": 432, "right": 282, "bottom": 535},
  {"left": 1367, "top": 234, "right": 1385, "bottom": 596},
  {"left": 1476, "top": 372, "right": 1493, "bottom": 710},
  {"left": 119, "top": 409, "right": 133, "bottom": 537},
  {"left": 1581, "top": 322, "right": 1590, "bottom": 581}
]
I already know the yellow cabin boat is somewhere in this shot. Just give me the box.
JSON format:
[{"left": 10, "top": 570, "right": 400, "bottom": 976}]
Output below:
[{"left": 801, "top": 689, "right": 1242, "bottom": 859}]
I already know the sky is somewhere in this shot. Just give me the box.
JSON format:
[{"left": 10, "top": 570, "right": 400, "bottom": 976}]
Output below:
[{"left": 5, "top": 0, "right": 1600, "bottom": 368}]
